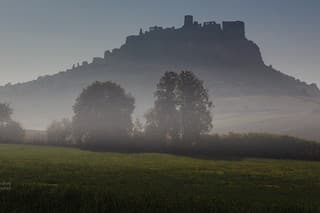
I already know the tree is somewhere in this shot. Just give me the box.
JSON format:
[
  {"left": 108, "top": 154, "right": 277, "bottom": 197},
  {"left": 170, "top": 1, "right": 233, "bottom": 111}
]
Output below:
[
  {"left": 47, "top": 118, "right": 72, "bottom": 145},
  {"left": 132, "top": 118, "right": 144, "bottom": 138},
  {"left": 0, "top": 103, "right": 25, "bottom": 143},
  {"left": 72, "top": 81, "right": 135, "bottom": 144},
  {"left": 145, "top": 71, "right": 179, "bottom": 140},
  {"left": 0, "top": 120, "right": 25, "bottom": 143},
  {"left": 177, "top": 71, "right": 213, "bottom": 142},
  {"left": 0, "top": 103, "right": 12, "bottom": 125},
  {"left": 145, "top": 71, "right": 213, "bottom": 143}
]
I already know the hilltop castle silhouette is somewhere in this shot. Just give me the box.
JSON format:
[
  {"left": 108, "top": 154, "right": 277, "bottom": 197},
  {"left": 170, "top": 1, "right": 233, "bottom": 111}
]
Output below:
[
  {"left": 0, "top": 15, "right": 319, "bottom": 132},
  {"left": 72, "top": 15, "right": 252, "bottom": 70},
  {"left": 63, "top": 15, "right": 319, "bottom": 98},
  {"left": 123, "top": 15, "right": 246, "bottom": 51},
  {"left": 129, "top": 15, "right": 246, "bottom": 42},
  {"left": 87, "top": 15, "right": 263, "bottom": 68}
]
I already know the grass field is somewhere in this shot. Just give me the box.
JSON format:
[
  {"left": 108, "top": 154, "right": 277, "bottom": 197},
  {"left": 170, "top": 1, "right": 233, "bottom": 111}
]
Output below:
[{"left": 0, "top": 144, "right": 320, "bottom": 212}]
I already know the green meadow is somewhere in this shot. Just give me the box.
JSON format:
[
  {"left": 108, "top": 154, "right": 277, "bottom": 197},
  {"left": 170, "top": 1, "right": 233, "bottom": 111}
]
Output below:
[{"left": 0, "top": 144, "right": 320, "bottom": 212}]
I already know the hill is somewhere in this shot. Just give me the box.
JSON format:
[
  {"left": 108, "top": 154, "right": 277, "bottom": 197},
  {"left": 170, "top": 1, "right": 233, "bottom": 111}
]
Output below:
[
  {"left": 1, "top": 144, "right": 320, "bottom": 212},
  {"left": 0, "top": 15, "right": 319, "bottom": 140}
]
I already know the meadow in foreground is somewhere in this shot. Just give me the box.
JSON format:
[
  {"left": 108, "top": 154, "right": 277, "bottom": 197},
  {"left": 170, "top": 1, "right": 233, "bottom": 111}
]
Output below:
[{"left": 0, "top": 144, "right": 320, "bottom": 212}]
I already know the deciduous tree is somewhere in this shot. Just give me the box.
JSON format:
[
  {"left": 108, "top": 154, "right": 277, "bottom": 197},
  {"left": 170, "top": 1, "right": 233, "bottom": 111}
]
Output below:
[
  {"left": 0, "top": 103, "right": 25, "bottom": 143},
  {"left": 145, "top": 71, "right": 213, "bottom": 143},
  {"left": 72, "top": 81, "right": 135, "bottom": 144}
]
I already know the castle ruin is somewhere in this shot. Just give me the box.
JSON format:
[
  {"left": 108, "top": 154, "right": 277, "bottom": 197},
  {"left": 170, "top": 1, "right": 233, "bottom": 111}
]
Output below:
[
  {"left": 182, "top": 15, "right": 245, "bottom": 39},
  {"left": 75, "top": 15, "right": 264, "bottom": 68},
  {"left": 126, "top": 15, "right": 246, "bottom": 44}
]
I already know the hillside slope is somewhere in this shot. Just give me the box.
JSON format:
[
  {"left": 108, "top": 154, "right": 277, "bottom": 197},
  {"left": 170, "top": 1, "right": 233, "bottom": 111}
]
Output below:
[{"left": 0, "top": 16, "right": 319, "bottom": 140}]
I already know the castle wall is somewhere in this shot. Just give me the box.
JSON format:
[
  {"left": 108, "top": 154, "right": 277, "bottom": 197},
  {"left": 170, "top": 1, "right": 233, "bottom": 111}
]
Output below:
[{"left": 125, "top": 16, "right": 246, "bottom": 45}]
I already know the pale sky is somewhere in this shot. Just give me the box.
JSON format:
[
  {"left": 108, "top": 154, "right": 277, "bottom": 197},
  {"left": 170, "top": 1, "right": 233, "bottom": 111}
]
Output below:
[{"left": 0, "top": 0, "right": 319, "bottom": 86}]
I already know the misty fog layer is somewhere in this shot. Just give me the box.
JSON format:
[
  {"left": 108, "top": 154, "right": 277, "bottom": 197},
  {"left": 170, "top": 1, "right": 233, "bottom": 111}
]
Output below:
[{"left": 0, "top": 15, "right": 319, "bottom": 141}]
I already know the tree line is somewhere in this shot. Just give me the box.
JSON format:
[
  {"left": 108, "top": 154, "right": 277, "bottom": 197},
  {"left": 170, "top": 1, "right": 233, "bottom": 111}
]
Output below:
[
  {"left": 1, "top": 70, "right": 320, "bottom": 161},
  {"left": 47, "top": 70, "right": 213, "bottom": 146}
]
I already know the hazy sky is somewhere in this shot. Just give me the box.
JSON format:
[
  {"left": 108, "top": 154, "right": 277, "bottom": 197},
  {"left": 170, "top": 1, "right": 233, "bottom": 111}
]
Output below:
[{"left": 0, "top": 0, "right": 319, "bottom": 86}]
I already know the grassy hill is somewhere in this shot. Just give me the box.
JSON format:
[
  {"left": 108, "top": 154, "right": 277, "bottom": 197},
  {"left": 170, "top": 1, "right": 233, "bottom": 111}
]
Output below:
[{"left": 1, "top": 144, "right": 320, "bottom": 212}]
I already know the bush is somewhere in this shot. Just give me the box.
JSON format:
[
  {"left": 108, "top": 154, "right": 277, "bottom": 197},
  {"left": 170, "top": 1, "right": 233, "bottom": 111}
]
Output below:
[
  {"left": 0, "top": 103, "right": 25, "bottom": 143},
  {"left": 47, "top": 119, "right": 72, "bottom": 146},
  {"left": 0, "top": 120, "right": 25, "bottom": 143},
  {"left": 79, "top": 132, "right": 320, "bottom": 161}
]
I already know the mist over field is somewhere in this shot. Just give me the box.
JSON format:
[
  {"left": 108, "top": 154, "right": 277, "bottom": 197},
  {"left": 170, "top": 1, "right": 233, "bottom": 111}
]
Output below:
[{"left": 1, "top": 15, "right": 320, "bottom": 141}]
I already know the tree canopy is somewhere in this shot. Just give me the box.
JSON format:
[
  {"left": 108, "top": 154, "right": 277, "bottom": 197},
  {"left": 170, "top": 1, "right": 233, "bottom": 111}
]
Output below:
[
  {"left": 0, "top": 103, "right": 24, "bottom": 143},
  {"left": 145, "top": 71, "right": 179, "bottom": 140},
  {"left": 145, "top": 71, "right": 213, "bottom": 143},
  {"left": 0, "top": 103, "right": 13, "bottom": 124},
  {"left": 72, "top": 81, "right": 135, "bottom": 144}
]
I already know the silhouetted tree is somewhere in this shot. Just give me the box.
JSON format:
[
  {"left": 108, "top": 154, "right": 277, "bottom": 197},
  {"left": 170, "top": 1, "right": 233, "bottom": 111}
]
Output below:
[
  {"left": 0, "top": 103, "right": 25, "bottom": 143},
  {"left": 47, "top": 118, "right": 72, "bottom": 145},
  {"left": 0, "top": 103, "right": 12, "bottom": 125},
  {"left": 145, "top": 71, "right": 212, "bottom": 143},
  {"left": 0, "top": 121, "right": 25, "bottom": 143},
  {"left": 72, "top": 81, "right": 135, "bottom": 144},
  {"left": 177, "top": 71, "right": 213, "bottom": 142},
  {"left": 145, "top": 71, "right": 179, "bottom": 140}
]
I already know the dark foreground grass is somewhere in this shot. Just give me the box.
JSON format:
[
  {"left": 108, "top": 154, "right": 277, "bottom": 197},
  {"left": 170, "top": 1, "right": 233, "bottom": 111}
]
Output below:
[{"left": 0, "top": 144, "right": 320, "bottom": 212}]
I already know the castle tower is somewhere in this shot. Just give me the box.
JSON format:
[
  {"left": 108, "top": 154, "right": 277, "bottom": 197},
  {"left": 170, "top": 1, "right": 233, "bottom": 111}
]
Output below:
[
  {"left": 222, "top": 21, "right": 245, "bottom": 39},
  {"left": 184, "top": 15, "right": 193, "bottom": 28}
]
